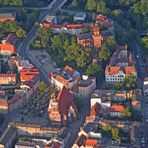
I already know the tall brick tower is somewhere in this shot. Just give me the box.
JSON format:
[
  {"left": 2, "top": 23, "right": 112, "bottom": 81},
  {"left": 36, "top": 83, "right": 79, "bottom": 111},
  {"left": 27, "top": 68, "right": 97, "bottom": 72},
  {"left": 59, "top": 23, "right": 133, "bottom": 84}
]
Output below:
[{"left": 93, "top": 24, "right": 102, "bottom": 48}]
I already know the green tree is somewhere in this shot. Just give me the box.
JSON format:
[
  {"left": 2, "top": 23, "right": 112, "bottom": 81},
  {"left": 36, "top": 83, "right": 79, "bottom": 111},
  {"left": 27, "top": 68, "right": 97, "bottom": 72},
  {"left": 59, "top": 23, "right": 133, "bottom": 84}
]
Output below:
[
  {"left": 87, "top": 0, "right": 96, "bottom": 11},
  {"left": 38, "top": 81, "right": 47, "bottom": 91},
  {"left": 107, "top": 36, "right": 116, "bottom": 54},
  {"left": 114, "top": 82, "right": 122, "bottom": 90},
  {"left": 111, "top": 128, "right": 120, "bottom": 140},
  {"left": 3, "top": 0, "right": 10, "bottom": 5},
  {"left": 86, "top": 63, "right": 102, "bottom": 77},
  {"left": 124, "top": 74, "right": 137, "bottom": 90},
  {"left": 12, "top": 0, "right": 23, "bottom": 6},
  {"left": 36, "top": 27, "right": 52, "bottom": 47},
  {"left": 96, "top": 0, "right": 106, "bottom": 14},
  {"left": 16, "top": 28, "right": 26, "bottom": 38},
  {"left": 72, "top": 0, "right": 78, "bottom": 7},
  {"left": 140, "top": 37, "right": 148, "bottom": 60},
  {"left": 121, "top": 107, "right": 132, "bottom": 119},
  {"left": 102, "top": 124, "right": 112, "bottom": 138},
  {"left": 99, "top": 44, "right": 110, "bottom": 61}
]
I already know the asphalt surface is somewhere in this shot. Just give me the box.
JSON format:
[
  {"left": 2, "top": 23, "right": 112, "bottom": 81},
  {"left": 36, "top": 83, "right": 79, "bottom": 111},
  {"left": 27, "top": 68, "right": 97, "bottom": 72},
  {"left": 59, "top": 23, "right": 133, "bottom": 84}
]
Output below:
[{"left": 132, "top": 39, "right": 148, "bottom": 148}]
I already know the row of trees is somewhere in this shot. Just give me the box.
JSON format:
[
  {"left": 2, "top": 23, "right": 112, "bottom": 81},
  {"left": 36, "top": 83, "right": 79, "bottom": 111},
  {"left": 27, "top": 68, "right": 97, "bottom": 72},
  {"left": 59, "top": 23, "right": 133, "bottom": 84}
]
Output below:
[
  {"left": 140, "top": 37, "right": 148, "bottom": 61},
  {"left": 0, "top": 0, "right": 52, "bottom": 7},
  {"left": 72, "top": 0, "right": 147, "bottom": 30},
  {"left": 114, "top": 74, "right": 137, "bottom": 91},
  {"left": 0, "top": 21, "right": 26, "bottom": 38},
  {"left": 16, "top": 9, "right": 39, "bottom": 31},
  {"left": 101, "top": 124, "right": 129, "bottom": 142}
]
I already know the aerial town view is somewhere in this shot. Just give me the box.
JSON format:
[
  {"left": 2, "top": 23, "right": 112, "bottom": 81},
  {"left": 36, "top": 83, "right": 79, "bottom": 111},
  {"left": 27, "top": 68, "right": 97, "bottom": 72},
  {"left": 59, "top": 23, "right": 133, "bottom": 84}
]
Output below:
[{"left": 0, "top": 0, "right": 147, "bottom": 147}]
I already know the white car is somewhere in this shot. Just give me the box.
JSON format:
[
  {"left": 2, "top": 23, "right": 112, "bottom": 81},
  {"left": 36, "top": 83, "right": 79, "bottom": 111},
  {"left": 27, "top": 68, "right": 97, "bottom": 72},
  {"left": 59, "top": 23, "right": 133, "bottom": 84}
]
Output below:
[{"left": 141, "top": 137, "right": 145, "bottom": 144}]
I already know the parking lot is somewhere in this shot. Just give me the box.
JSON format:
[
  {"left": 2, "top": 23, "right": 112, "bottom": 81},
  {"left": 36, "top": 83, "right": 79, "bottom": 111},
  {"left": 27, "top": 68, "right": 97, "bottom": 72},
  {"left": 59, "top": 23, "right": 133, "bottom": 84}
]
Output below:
[{"left": 28, "top": 50, "right": 57, "bottom": 74}]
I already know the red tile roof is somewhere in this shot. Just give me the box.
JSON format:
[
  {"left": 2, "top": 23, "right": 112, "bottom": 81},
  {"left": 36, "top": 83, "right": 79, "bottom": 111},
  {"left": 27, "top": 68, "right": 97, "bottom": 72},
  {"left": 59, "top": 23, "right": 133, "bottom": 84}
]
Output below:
[
  {"left": 20, "top": 68, "right": 39, "bottom": 82},
  {"left": 93, "top": 24, "right": 100, "bottom": 34},
  {"left": 56, "top": 74, "right": 68, "bottom": 88},
  {"left": 0, "top": 44, "right": 15, "bottom": 54},
  {"left": 64, "top": 65, "right": 76, "bottom": 76},
  {"left": 85, "top": 139, "right": 97, "bottom": 147},
  {"left": 111, "top": 105, "right": 125, "bottom": 112},
  {"left": 132, "top": 100, "right": 140, "bottom": 106},
  {"left": 0, "top": 74, "right": 16, "bottom": 77},
  {"left": 57, "top": 86, "right": 73, "bottom": 115},
  {"left": 105, "top": 66, "right": 136, "bottom": 75}
]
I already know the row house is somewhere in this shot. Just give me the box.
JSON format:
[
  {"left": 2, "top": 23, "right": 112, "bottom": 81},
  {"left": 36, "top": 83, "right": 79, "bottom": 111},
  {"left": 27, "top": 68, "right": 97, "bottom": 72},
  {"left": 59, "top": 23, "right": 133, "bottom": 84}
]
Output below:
[
  {"left": 0, "top": 74, "right": 16, "bottom": 85},
  {"left": 20, "top": 67, "right": 39, "bottom": 83},
  {"left": 20, "top": 75, "right": 40, "bottom": 100},
  {"left": 77, "top": 24, "right": 102, "bottom": 48},
  {"left": 0, "top": 75, "right": 40, "bottom": 113},
  {"left": 0, "top": 12, "right": 16, "bottom": 22},
  {"left": 105, "top": 45, "right": 137, "bottom": 83},
  {"left": 109, "top": 105, "right": 125, "bottom": 117}
]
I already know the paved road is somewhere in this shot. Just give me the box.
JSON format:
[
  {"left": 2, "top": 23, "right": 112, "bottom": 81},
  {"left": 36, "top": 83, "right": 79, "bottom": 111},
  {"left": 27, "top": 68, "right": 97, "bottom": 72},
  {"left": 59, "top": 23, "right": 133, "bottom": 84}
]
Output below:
[
  {"left": 131, "top": 39, "right": 148, "bottom": 148},
  {"left": 65, "top": 97, "right": 90, "bottom": 147}
]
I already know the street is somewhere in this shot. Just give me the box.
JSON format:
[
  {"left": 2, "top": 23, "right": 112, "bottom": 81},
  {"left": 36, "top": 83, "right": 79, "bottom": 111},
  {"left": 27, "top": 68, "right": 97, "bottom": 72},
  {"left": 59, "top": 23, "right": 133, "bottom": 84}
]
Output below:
[{"left": 132, "top": 39, "right": 148, "bottom": 148}]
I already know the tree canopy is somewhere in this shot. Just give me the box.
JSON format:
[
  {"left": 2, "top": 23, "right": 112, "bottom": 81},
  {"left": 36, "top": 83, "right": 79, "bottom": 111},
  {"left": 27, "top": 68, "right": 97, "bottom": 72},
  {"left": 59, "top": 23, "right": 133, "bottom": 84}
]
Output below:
[
  {"left": 86, "top": 63, "right": 102, "bottom": 77},
  {"left": 99, "top": 44, "right": 110, "bottom": 61}
]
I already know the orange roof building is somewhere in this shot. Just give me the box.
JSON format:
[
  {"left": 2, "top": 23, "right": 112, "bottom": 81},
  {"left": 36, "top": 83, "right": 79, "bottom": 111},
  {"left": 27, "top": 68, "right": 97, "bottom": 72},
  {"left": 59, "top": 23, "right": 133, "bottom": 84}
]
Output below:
[
  {"left": 50, "top": 65, "right": 81, "bottom": 89},
  {"left": 109, "top": 105, "right": 125, "bottom": 117},
  {"left": 20, "top": 68, "right": 39, "bottom": 83},
  {"left": 111, "top": 105, "right": 125, "bottom": 112},
  {"left": 85, "top": 139, "right": 97, "bottom": 148},
  {"left": 77, "top": 24, "right": 102, "bottom": 48},
  {"left": 0, "top": 44, "right": 15, "bottom": 55},
  {"left": 0, "top": 33, "right": 17, "bottom": 55},
  {"left": 105, "top": 45, "right": 137, "bottom": 83}
]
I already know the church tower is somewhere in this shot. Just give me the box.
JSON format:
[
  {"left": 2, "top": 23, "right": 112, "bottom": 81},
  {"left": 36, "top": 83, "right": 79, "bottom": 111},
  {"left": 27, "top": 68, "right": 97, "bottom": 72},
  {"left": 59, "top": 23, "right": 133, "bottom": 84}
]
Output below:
[{"left": 92, "top": 24, "right": 102, "bottom": 48}]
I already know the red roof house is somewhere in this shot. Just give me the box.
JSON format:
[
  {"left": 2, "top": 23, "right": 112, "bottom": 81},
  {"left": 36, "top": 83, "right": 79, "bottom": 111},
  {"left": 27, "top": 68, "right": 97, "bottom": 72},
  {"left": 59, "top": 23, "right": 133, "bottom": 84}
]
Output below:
[
  {"left": 0, "top": 33, "right": 17, "bottom": 55},
  {"left": 20, "top": 68, "right": 39, "bottom": 83},
  {"left": 0, "top": 12, "right": 16, "bottom": 22},
  {"left": 110, "top": 105, "right": 125, "bottom": 117},
  {"left": 0, "top": 44, "right": 15, "bottom": 55},
  {"left": 85, "top": 139, "right": 97, "bottom": 148}
]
